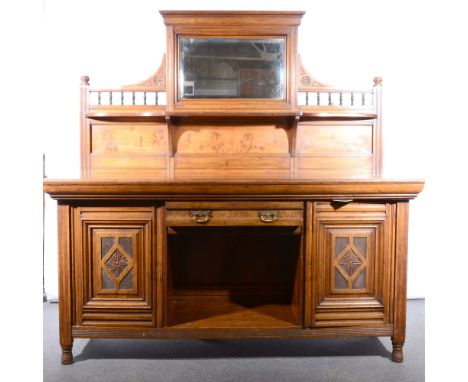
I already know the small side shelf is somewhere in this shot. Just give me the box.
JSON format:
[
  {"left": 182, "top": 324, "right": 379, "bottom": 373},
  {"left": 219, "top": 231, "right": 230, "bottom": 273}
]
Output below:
[
  {"left": 300, "top": 107, "right": 377, "bottom": 121},
  {"left": 164, "top": 110, "right": 302, "bottom": 127},
  {"left": 166, "top": 110, "right": 301, "bottom": 118},
  {"left": 86, "top": 108, "right": 376, "bottom": 122},
  {"left": 86, "top": 106, "right": 166, "bottom": 122}
]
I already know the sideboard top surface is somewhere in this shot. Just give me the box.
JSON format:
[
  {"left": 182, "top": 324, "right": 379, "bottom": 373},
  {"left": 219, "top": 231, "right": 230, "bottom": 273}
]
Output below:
[{"left": 44, "top": 178, "right": 424, "bottom": 200}]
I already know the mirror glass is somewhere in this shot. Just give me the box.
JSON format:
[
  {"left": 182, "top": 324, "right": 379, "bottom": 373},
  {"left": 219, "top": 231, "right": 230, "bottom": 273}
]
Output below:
[{"left": 179, "top": 37, "right": 285, "bottom": 99}]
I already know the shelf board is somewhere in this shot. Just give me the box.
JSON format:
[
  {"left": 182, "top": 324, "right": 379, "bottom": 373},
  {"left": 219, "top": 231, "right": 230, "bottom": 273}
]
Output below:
[
  {"left": 300, "top": 107, "right": 377, "bottom": 120},
  {"left": 168, "top": 300, "right": 300, "bottom": 329},
  {"left": 86, "top": 106, "right": 166, "bottom": 122},
  {"left": 166, "top": 110, "right": 301, "bottom": 118},
  {"left": 86, "top": 108, "right": 302, "bottom": 122},
  {"left": 86, "top": 106, "right": 376, "bottom": 122}
]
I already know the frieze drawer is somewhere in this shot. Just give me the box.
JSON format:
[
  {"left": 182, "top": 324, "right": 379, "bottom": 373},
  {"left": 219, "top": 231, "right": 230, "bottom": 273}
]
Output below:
[{"left": 165, "top": 202, "right": 304, "bottom": 226}]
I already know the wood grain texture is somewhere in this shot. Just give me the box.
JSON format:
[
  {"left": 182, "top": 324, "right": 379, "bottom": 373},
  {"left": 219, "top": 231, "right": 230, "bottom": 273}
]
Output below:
[
  {"left": 295, "top": 120, "right": 377, "bottom": 178},
  {"left": 44, "top": 179, "right": 424, "bottom": 200},
  {"left": 51, "top": 10, "right": 423, "bottom": 365},
  {"left": 74, "top": 207, "right": 156, "bottom": 327},
  {"left": 392, "top": 201, "right": 409, "bottom": 362},
  {"left": 79, "top": 11, "right": 383, "bottom": 180},
  {"left": 373, "top": 78, "right": 383, "bottom": 176},
  {"left": 312, "top": 202, "right": 390, "bottom": 328},
  {"left": 58, "top": 203, "right": 74, "bottom": 364},
  {"left": 168, "top": 301, "right": 299, "bottom": 329},
  {"left": 91, "top": 124, "right": 168, "bottom": 155},
  {"left": 176, "top": 125, "right": 289, "bottom": 154},
  {"left": 159, "top": 11, "right": 305, "bottom": 26},
  {"left": 80, "top": 77, "right": 90, "bottom": 177},
  {"left": 71, "top": 325, "right": 393, "bottom": 339},
  {"left": 166, "top": 209, "right": 303, "bottom": 227},
  {"left": 304, "top": 201, "right": 313, "bottom": 328},
  {"left": 296, "top": 122, "right": 373, "bottom": 154},
  {"left": 156, "top": 206, "right": 166, "bottom": 328},
  {"left": 162, "top": 11, "right": 300, "bottom": 113}
]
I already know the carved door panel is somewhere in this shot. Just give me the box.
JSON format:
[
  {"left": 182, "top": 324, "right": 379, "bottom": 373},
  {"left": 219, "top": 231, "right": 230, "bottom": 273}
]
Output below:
[
  {"left": 308, "top": 202, "right": 393, "bottom": 328},
  {"left": 74, "top": 206, "right": 157, "bottom": 326}
]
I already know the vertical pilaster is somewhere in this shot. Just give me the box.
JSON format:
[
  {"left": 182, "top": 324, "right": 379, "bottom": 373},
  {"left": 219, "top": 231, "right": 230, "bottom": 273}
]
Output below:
[
  {"left": 80, "top": 76, "right": 90, "bottom": 178},
  {"left": 392, "top": 201, "right": 409, "bottom": 362},
  {"left": 303, "top": 201, "right": 314, "bottom": 328},
  {"left": 58, "top": 203, "right": 73, "bottom": 364},
  {"left": 156, "top": 205, "right": 166, "bottom": 327},
  {"left": 373, "top": 77, "right": 383, "bottom": 177}
]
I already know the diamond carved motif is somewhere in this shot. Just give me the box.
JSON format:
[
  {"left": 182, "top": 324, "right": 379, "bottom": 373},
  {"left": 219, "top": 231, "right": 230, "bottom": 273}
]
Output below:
[
  {"left": 334, "top": 236, "right": 368, "bottom": 290},
  {"left": 105, "top": 249, "right": 129, "bottom": 277},
  {"left": 338, "top": 251, "right": 362, "bottom": 276},
  {"left": 100, "top": 236, "right": 134, "bottom": 291}
]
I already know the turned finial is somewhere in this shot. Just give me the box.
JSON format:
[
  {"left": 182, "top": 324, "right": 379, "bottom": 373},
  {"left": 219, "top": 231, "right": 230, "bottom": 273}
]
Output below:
[
  {"left": 373, "top": 77, "right": 382, "bottom": 86},
  {"left": 81, "top": 75, "right": 90, "bottom": 86}
]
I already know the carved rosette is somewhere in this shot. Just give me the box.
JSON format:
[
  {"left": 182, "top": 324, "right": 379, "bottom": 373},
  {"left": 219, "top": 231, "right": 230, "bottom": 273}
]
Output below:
[
  {"left": 298, "top": 54, "right": 330, "bottom": 91},
  {"left": 301, "top": 75, "right": 312, "bottom": 87},
  {"left": 338, "top": 251, "right": 362, "bottom": 276},
  {"left": 100, "top": 236, "right": 134, "bottom": 290},
  {"left": 334, "top": 236, "right": 367, "bottom": 290},
  {"left": 105, "top": 250, "right": 129, "bottom": 277}
]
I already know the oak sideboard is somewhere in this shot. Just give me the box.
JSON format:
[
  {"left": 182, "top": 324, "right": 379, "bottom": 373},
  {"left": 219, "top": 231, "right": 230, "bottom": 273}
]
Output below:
[{"left": 44, "top": 11, "right": 424, "bottom": 365}]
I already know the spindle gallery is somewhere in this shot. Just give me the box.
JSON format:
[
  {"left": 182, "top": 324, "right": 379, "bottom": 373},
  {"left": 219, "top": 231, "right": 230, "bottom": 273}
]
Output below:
[{"left": 44, "top": 11, "right": 423, "bottom": 365}]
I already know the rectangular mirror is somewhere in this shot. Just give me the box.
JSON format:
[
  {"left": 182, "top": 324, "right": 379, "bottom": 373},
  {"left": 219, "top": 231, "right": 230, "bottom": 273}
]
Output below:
[{"left": 178, "top": 37, "right": 285, "bottom": 99}]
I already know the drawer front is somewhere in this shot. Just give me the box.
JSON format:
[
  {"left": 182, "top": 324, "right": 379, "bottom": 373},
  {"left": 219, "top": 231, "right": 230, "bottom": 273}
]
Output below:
[{"left": 166, "top": 202, "right": 303, "bottom": 226}]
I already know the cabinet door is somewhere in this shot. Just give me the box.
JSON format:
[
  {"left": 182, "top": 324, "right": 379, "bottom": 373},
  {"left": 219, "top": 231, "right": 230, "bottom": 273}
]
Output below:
[
  {"left": 308, "top": 202, "right": 393, "bottom": 328},
  {"left": 74, "top": 206, "right": 157, "bottom": 326}
]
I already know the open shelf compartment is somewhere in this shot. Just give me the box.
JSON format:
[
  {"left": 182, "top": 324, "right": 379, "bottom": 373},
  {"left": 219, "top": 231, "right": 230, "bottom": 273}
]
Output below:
[{"left": 166, "top": 226, "right": 303, "bottom": 329}]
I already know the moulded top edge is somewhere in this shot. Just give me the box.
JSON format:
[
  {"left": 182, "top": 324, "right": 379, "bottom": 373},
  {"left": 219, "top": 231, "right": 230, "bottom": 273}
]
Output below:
[
  {"left": 159, "top": 10, "right": 305, "bottom": 26},
  {"left": 159, "top": 10, "right": 306, "bottom": 16},
  {"left": 43, "top": 178, "right": 425, "bottom": 201}
]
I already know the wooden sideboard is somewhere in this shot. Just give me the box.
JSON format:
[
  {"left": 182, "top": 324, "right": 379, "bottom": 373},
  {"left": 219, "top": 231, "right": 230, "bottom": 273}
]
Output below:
[{"left": 44, "top": 11, "right": 423, "bottom": 365}]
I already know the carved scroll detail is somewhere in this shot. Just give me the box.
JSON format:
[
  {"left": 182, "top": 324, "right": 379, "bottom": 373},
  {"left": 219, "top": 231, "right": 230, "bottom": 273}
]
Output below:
[
  {"left": 298, "top": 54, "right": 330, "bottom": 91},
  {"left": 121, "top": 54, "right": 166, "bottom": 91}
]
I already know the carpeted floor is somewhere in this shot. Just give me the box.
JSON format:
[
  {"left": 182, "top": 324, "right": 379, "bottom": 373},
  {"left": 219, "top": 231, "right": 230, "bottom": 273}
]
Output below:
[{"left": 43, "top": 299, "right": 424, "bottom": 382}]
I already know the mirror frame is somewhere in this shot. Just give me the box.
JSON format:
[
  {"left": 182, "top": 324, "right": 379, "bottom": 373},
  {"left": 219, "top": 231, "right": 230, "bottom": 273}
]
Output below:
[{"left": 161, "top": 11, "right": 303, "bottom": 114}]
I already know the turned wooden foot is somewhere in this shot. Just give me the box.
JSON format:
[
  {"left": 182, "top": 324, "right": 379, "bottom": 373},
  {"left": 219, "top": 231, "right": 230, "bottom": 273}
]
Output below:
[
  {"left": 61, "top": 346, "right": 74, "bottom": 365},
  {"left": 391, "top": 339, "right": 404, "bottom": 363}
]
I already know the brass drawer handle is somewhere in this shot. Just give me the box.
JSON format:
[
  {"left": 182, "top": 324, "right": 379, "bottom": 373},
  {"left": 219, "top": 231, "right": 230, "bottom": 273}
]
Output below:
[
  {"left": 258, "top": 210, "right": 279, "bottom": 223},
  {"left": 190, "top": 210, "right": 211, "bottom": 224}
]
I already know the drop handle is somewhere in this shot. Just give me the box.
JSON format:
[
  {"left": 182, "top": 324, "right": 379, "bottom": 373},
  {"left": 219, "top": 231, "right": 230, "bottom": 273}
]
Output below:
[
  {"left": 258, "top": 210, "right": 279, "bottom": 223},
  {"left": 190, "top": 210, "right": 211, "bottom": 224}
]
